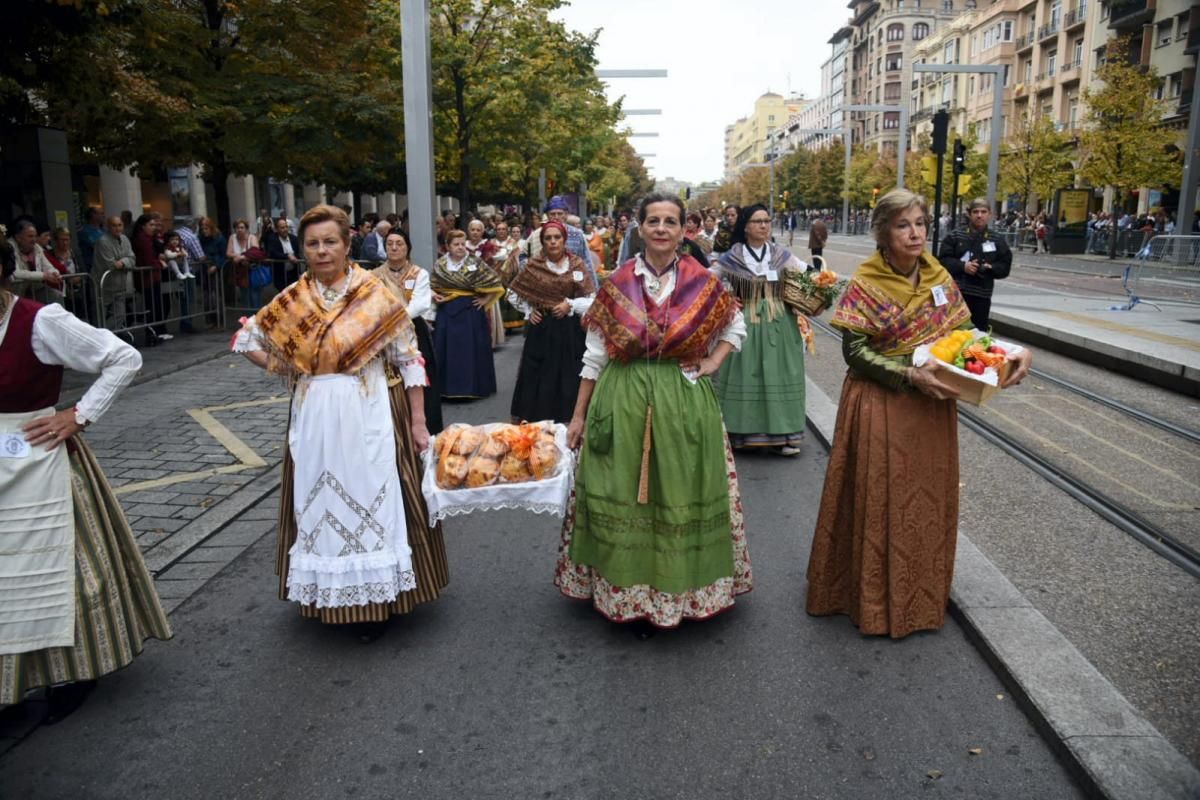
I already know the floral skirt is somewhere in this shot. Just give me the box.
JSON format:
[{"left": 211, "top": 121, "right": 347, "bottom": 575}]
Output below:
[{"left": 554, "top": 436, "right": 753, "bottom": 628}]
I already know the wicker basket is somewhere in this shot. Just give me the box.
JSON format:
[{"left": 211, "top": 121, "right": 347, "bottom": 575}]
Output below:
[{"left": 781, "top": 270, "right": 830, "bottom": 316}]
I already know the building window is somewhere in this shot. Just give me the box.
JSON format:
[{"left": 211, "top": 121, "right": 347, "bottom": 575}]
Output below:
[
  {"left": 1048, "top": 51, "right": 1057, "bottom": 76},
  {"left": 943, "top": 0, "right": 953, "bottom": 10},
  {"left": 1050, "top": 0, "right": 1061, "bottom": 27},
  {"left": 1003, "top": 20, "right": 1013, "bottom": 41},
  {"left": 1024, "top": 60, "right": 1032, "bottom": 83},
  {"left": 1157, "top": 20, "right": 1173, "bottom": 47},
  {"left": 886, "top": 53, "right": 903, "bottom": 71},
  {"left": 1100, "top": 2, "right": 1108, "bottom": 20},
  {"left": 1003, "top": 64, "right": 1011, "bottom": 86},
  {"left": 913, "top": 22, "right": 930, "bottom": 41},
  {"left": 1170, "top": 73, "right": 1183, "bottom": 98},
  {"left": 1095, "top": 45, "right": 1106, "bottom": 67},
  {"left": 1179, "top": 13, "right": 1190, "bottom": 41},
  {"left": 944, "top": 40, "right": 957, "bottom": 64},
  {"left": 969, "top": 76, "right": 976, "bottom": 96},
  {"left": 1068, "top": 97, "right": 1078, "bottom": 128},
  {"left": 887, "top": 24, "right": 905, "bottom": 42},
  {"left": 1072, "top": 39, "right": 1083, "bottom": 68},
  {"left": 883, "top": 112, "right": 900, "bottom": 129},
  {"left": 885, "top": 82, "right": 902, "bottom": 101}
]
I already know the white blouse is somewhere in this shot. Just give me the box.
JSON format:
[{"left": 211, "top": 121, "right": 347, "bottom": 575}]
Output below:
[
  {"left": 579, "top": 255, "right": 746, "bottom": 381},
  {"left": 231, "top": 275, "right": 426, "bottom": 389},
  {"left": 0, "top": 297, "right": 142, "bottom": 424},
  {"left": 384, "top": 265, "right": 435, "bottom": 323},
  {"left": 505, "top": 256, "right": 595, "bottom": 320}
]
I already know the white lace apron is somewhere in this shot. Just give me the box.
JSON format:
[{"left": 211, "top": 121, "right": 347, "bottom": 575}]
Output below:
[{"left": 0, "top": 407, "right": 75, "bottom": 654}]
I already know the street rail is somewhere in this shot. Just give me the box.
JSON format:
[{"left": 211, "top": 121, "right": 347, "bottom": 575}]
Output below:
[{"left": 809, "top": 317, "right": 1200, "bottom": 579}]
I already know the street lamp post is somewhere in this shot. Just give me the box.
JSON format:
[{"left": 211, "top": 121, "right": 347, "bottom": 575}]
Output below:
[
  {"left": 839, "top": 104, "right": 910, "bottom": 187},
  {"left": 400, "top": 0, "right": 436, "bottom": 272}
]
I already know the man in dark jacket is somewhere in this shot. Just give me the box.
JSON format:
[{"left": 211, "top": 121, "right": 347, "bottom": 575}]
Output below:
[
  {"left": 264, "top": 216, "right": 301, "bottom": 290},
  {"left": 938, "top": 198, "right": 1012, "bottom": 330}
]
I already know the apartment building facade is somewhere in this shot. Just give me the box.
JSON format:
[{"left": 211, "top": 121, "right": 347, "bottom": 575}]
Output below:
[{"left": 722, "top": 92, "right": 807, "bottom": 179}]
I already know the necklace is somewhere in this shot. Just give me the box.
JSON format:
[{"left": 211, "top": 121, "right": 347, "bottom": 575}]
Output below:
[
  {"left": 745, "top": 242, "right": 768, "bottom": 264},
  {"left": 643, "top": 255, "right": 676, "bottom": 296}
]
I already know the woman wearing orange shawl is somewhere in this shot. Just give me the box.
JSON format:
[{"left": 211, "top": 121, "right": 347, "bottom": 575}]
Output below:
[
  {"left": 232, "top": 205, "right": 448, "bottom": 629},
  {"left": 805, "top": 190, "right": 1030, "bottom": 638}
]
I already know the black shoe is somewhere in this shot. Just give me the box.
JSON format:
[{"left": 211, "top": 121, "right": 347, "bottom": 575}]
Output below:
[{"left": 45, "top": 681, "right": 96, "bottom": 725}]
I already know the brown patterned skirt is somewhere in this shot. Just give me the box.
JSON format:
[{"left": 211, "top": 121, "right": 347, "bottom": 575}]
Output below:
[
  {"left": 805, "top": 374, "right": 959, "bottom": 638},
  {"left": 274, "top": 381, "right": 450, "bottom": 623}
]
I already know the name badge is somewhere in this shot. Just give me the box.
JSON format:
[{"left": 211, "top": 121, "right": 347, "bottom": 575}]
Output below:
[
  {"left": 981, "top": 241, "right": 997, "bottom": 253},
  {"left": 0, "top": 434, "right": 32, "bottom": 459},
  {"left": 572, "top": 270, "right": 584, "bottom": 282},
  {"left": 960, "top": 250, "right": 973, "bottom": 263},
  {"left": 467, "top": 265, "right": 477, "bottom": 272},
  {"left": 931, "top": 285, "right": 949, "bottom": 307},
  {"left": 766, "top": 269, "right": 779, "bottom": 281},
  {"left": 404, "top": 279, "right": 416, "bottom": 289}
]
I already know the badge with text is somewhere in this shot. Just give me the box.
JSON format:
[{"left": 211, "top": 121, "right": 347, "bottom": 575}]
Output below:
[
  {"left": 467, "top": 265, "right": 477, "bottom": 272},
  {"left": 0, "top": 433, "right": 32, "bottom": 459},
  {"left": 404, "top": 279, "right": 416, "bottom": 290},
  {"left": 982, "top": 241, "right": 997, "bottom": 253},
  {"left": 931, "top": 284, "right": 949, "bottom": 307},
  {"left": 766, "top": 269, "right": 779, "bottom": 281},
  {"left": 572, "top": 270, "right": 584, "bottom": 282}
]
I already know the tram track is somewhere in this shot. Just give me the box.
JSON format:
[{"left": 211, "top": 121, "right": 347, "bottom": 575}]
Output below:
[{"left": 809, "top": 317, "right": 1200, "bottom": 579}]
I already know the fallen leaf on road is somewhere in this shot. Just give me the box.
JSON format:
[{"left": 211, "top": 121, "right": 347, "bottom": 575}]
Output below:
[
  {"left": 927, "top": 769, "right": 943, "bottom": 780},
  {"left": 861, "top": 747, "right": 876, "bottom": 761},
  {"left": 996, "top": 693, "right": 1005, "bottom": 700},
  {"left": 968, "top": 747, "right": 983, "bottom": 756},
  {"left": 200, "top": 497, "right": 214, "bottom": 508}
]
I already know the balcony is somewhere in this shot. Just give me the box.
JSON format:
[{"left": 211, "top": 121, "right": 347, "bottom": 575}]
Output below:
[
  {"left": 1108, "top": 0, "right": 1155, "bottom": 32},
  {"left": 1064, "top": 3, "right": 1087, "bottom": 29},
  {"left": 1038, "top": 21, "right": 1060, "bottom": 41},
  {"left": 1060, "top": 59, "right": 1082, "bottom": 80},
  {"left": 1016, "top": 32, "right": 1035, "bottom": 51}
]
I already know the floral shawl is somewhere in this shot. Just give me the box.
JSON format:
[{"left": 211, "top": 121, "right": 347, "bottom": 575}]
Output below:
[
  {"left": 430, "top": 254, "right": 504, "bottom": 307},
  {"left": 583, "top": 255, "right": 735, "bottom": 363},
  {"left": 831, "top": 250, "right": 970, "bottom": 356},
  {"left": 254, "top": 266, "right": 411, "bottom": 376},
  {"left": 508, "top": 253, "right": 596, "bottom": 312},
  {"left": 717, "top": 243, "right": 804, "bottom": 323}
]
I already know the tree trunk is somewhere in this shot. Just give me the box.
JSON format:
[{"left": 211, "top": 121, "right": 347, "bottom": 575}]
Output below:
[{"left": 210, "top": 157, "right": 231, "bottom": 235}]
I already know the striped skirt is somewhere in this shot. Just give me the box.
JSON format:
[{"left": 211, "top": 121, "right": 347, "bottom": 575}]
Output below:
[
  {"left": 0, "top": 437, "right": 173, "bottom": 705},
  {"left": 274, "top": 380, "right": 450, "bottom": 623}
]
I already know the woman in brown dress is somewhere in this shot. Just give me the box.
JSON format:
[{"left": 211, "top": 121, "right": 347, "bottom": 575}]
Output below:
[{"left": 805, "top": 189, "right": 1030, "bottom": 638}]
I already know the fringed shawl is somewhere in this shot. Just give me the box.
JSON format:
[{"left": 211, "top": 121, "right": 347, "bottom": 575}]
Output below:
[
  {"left": 508, "top": 254, "right": 596, "bottom": 312},
  {"left": 430, "top": 254, "right": 504, "bottom": 307},
  {"left": 254, "top": 266, "right": 411, "bottom": 376},
  {"left": 583, "top": 255, "right": 735, "bottom": 364},
  {"left": 717, "top": 243, "right": 803, "bottom": 323},
  {"left": 831, "top": 250, "right": 971, "bottom": 356},
  {"left": 371, "top": 262, "right": 419, "bottom": 305}
]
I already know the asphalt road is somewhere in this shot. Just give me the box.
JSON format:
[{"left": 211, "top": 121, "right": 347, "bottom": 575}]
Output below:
[{"left": 0, "top": 340, "right": 1084, "bottom": 799}]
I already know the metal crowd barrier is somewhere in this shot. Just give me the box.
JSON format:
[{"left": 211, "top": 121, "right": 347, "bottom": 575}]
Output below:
[
  {"left": 1086, "top": 228, "right": 1150, "bottom": 258},
  {"left": 1111, "top": 235, "right": 1200, "bottom": 312},
  {"left": 97, "top": 261, "right": 223, "bottom": 339}
]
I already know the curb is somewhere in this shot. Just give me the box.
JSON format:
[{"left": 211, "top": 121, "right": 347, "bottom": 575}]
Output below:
[
  {"left": 989, "top": 313, "right": 1200, "bottom": 398},
  {"left": 804, "top": 374, "right": 1200, "bottom": 800}
]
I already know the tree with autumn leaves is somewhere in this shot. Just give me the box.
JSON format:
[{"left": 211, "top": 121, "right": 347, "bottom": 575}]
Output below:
[{"left": 3, "top": 0, "right": 648, "bottom": 229}]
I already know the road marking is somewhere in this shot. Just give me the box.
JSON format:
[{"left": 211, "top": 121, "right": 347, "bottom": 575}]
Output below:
[
  {"left": 1037, "top": 394, "right": 1200, "bottom": 464},
  {"left": 113, "top": 396, "right": 287, "bottom": 495}
]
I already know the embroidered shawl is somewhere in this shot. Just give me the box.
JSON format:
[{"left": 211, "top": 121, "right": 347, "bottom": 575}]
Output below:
[
  {"left": 507, "top": 254, "right": 596, "bottom": 311},
  {"left": 430, "top": 254, "right": 504, "bottom": 307},
  {"left": 254, "top": 266, "right": 411, "bottom": 376},
  {"left": 717, "top": 243, "right": 803, "bottom": 323},
  {"left": 831, "top": 250, "right": 970, "bottom": 357},
  {"left": 583, "top": 255, "right": 735, "bottom": 363},
  {"left": 371, "top": 262, "right": 420, "bottom": 305}
]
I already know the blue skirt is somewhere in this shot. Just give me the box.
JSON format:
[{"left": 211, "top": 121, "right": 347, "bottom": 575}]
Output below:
[{"left": 434, "top": 296, "right": 496, "bottom": 399}]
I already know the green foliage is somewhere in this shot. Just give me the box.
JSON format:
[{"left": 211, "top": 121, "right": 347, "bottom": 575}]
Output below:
[{"left": 998, "top": 113, "right": 1075, "bottom": 212}]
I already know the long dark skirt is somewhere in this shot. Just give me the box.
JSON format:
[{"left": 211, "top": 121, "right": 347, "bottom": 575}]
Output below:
[
  {"left": 434, "top": 296, "right": 496, "bottom": 399},
  {"left": 413, "top": 317, "right": 444, "bottom": 434},
  {"left": 510, "top": 313, "right": 587, "bottom": 424}
]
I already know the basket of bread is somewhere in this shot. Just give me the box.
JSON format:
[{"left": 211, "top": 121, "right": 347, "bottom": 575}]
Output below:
[{"left": 421, "top": 421, "right": 574, "bottom": 523}]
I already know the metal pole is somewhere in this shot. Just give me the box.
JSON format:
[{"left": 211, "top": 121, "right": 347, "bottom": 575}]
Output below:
[
  {"left": 768, "top": 137, "right": 776, "bottom": 221},
  {"left": 1177, "top": 76, "right": 1200, "bottom": 228},
  {"left": 843, "top": 135, "right": 852, "bottom": 235},
  {"left": 988, "top": 70, "right": 1004, "bottom": 213},
  {"left": 897, "top": 106, "right": 909, "bottom": 188},
  {"left": 401, "top": 0, "right": 436, "bottom": 271},
  {"left": 538, "top": 168, "right": 546, "bottom": 209}
]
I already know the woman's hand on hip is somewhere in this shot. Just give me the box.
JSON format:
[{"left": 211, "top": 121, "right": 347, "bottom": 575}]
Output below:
[
  {"left": 21, "top": 408, "right": 82, "bottom": 451},
  {"left": 908, "top": 362, "right": 960, "bottom": 400},
  {"left": 529, "top": 309, "right": 544, "bottom": 325},
  {"left": 552, "top": 300, "right": 571, "bottom": 318}
]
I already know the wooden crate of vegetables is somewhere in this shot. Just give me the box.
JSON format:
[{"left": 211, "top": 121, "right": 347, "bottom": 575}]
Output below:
[{"left": 913, "top": 330, "right": 1024, "bottom": 406}]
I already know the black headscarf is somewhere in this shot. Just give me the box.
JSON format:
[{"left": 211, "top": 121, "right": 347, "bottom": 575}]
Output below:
[{"left": 731, "top": 204, "right": 769, "bottom": 246}]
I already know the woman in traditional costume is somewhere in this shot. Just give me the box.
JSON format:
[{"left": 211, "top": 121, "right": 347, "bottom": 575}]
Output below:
[
  {"left": 0, "top": 237, "right": 171, "bottom": 718},
  {"left": 372, "top": 228, "right": 443, "bottom": 435},
  {"left": 465, "top": 219, "right": 504, "bottom": 349},
  {"left": 232, "top": 205, "right": 448, "bottom": 629},
  {"left": 555, "top": 193, "right": 753, "bottom": 628},
  {"left": 506, "top": 220, "right": 596, "bottom": 424},
  {"left": 715, "top": 204, "right": 810, "bottom": 455},
  {"left": 805, "top": 189, "right": 1030, "bottom": 638},
  {"left": 431, "top": 229, "right": 504, "bottom": 400}
]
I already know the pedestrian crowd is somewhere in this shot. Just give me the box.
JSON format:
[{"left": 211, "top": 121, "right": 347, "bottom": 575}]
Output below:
[{"left": 1, "top": 187, "right": 1033, "bottom": 726}]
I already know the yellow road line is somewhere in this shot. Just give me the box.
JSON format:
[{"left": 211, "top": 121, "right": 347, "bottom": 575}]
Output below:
[
  {"left": 1053, "top": 311, "right": 1200, "bottom": 353},
  {"left": 113, "top": 396, "right": 287, "bottom": 496}
]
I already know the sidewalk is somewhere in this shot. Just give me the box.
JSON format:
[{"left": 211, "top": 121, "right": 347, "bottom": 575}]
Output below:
[{"left": 990, "top": 279, "right": 1200, "bottom": 396}]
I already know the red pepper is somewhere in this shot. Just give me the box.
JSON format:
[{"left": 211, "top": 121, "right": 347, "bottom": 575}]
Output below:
[
  {"left": 988, "top": 345, "right": 1007, "bottom": 355},
  {"left": 965, "top": 360, "right": 985, "bottom": 375}
]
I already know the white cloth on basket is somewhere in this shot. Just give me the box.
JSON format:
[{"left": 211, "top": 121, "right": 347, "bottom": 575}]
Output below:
[
  {"left": 285, "top": 364, "right": 417, "bottom": 608},
  {"left": 0, "top": 407, "right": 74, "bottom": 655}
]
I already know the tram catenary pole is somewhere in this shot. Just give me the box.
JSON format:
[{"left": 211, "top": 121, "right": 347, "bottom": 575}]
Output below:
[{"left": 401, "top": 0, "right": 436, "bottom": 273}]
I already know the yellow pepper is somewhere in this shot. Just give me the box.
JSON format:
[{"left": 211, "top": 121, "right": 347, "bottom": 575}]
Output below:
[{"left": 930, "top": 330, "right": 973, "bottom": 363}]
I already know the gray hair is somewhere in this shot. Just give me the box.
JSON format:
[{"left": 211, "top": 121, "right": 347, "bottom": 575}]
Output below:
[{"left": 871, "top": 188, "right": 929, "bottom": 248}]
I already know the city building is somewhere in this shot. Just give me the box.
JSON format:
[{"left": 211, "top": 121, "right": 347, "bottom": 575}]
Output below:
[
  {"left": 777, "top": 27, "right": 852, "bottom": 153},
  {"left": 722, "top": 92, "right": 807, "bottom": 179}
]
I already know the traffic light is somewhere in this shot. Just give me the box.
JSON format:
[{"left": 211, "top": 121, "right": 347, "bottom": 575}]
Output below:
[
  {"left": 921, "top": 155, "right": 938, "bottom": 186},
  {"left": 931, "top": 110, "right": 949, "bottom": 155},
  {"left": 952, "top": 140, "right": 967, "bottom": 175}
]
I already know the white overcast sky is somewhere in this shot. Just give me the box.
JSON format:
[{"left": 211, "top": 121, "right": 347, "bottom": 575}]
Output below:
[{"left": 553, "top": 1, "right": 854, "bottom": 185}]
